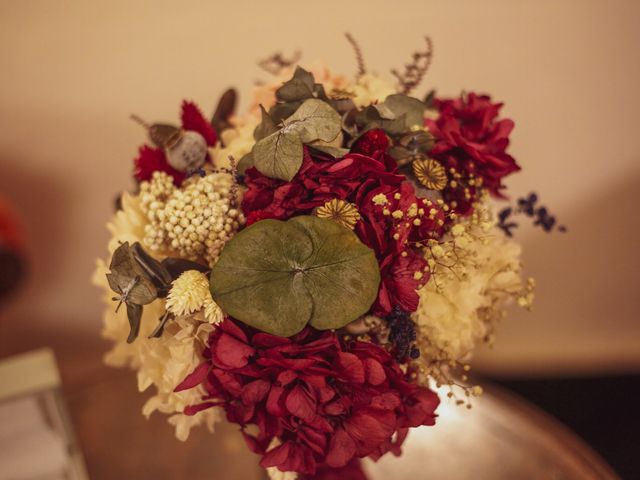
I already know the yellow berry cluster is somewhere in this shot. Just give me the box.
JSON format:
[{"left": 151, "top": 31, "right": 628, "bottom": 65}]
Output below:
[{"left": 139, "top": 171, "right": 245, "bottom": 266}]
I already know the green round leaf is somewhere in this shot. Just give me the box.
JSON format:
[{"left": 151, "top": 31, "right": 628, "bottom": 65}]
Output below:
[
  {"left": 285, "top": 98, "right": 342, "bottom": 143},
  {"left": 210, "top": 216, "right": 380, "bottom": 337},
  {"left": 253, "top": 129, "right": 304, "bottom": 181}
]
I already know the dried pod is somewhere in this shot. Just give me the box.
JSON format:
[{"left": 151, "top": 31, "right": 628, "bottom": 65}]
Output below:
[
  {"left": 314, "top": 199, "right": 361, "bottom": 230},
  {"left": 148, "top": 123, "right": 182, "bottom": 149},
  {"left": 412, "top": 158, "right": 448, "bottom": 191},
  {"left": 165, "top": 130, "right": 208, "bottom": 172}
]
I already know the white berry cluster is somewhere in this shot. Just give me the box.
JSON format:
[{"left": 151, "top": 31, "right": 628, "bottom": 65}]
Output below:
[{"left": 139, "top": 171, "right": 244, "bottom": 266}]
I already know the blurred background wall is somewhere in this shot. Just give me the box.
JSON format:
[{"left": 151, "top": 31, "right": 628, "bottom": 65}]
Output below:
[{"left": 0, "top": 0, "right": 638, "bottom": 377}]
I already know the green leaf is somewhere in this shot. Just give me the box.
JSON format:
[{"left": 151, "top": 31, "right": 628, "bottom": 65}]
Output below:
[
  {"left": 149, "top": 310, "right": 171, "bottom": 339},
  {"left": 372, "top": 103, "right": 396, "bottom": 120},
  {"left": 268, "top": 102, "right": 301, "bottom": 125},
  {"left": 383, "top": 94, "right": 425, "bottom": 128},
  {"left": 354, "top": 93, "right": 426, "bottom": 135},
  {"left": 252, "top": 129, "right": 303, "bottom": 181},
  {"left": 126, "top": 303, "right": 143, "bottom": 343},
  {"left": 309, "top": 144, "right": 349, "bottom": 158},
  {"left": 131, "top": 242, "right": 172, "bottom": 293},
  {"left": 210, "top": 216, "right": 380, "bottom": 337},
  {"left": 312, "top": 83, "right": 330, "bottom": 102},
  {"left": 106, "top": 242, "right": 157, "bottom": 305},
  {"left": 237, "top": 151, "right": 254, "bottom": 175},
  {"left": 284, "top": 98, "right": 342, "bottom": 143},
  {"left": 423, "top": 89, "right": 436, "bottom": 108},
  {"left": 276, "top": 66, "right": 315, "bottom": 102},
  {"left": 254, "top": 105, "right": 279, "bottom": 141},
  {"left": 252, "top": 99, "right": 342, "bottom": 181}
]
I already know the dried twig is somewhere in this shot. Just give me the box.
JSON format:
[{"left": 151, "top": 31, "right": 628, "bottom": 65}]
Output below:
[
  {"left": 391, "top": 36, "right": 434, "bottom": 95},
  {"left": 227, "top": 155, "right": 239, "bottom": 209},
  {"left": 258, "top": 51, "right": 302, "bottom": 75},
  {"left": 345, "top": 32, "right": 366, "bottom": 77}
]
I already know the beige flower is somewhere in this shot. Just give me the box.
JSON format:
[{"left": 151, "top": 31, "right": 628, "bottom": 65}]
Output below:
[
  {"left": 166, "top": 270, "right": 212, "bottom": 317},
  {"left": 413, "top": 201, "right": 532, "bottom": 366},
  {"left": 94, "top": 194, "right": 222, "bottom": 441}
]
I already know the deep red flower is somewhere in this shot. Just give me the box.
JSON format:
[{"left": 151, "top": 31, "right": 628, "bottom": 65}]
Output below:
[
  {"left": 133, "top": 101, "right": 217, "bottom": 185},
  {"left": 351, "top": 129, "right": 391, "bottom": 158},
  {"left": 0, "top": 195, "right": 26, "bottom": 254},
  {"left": 176, "top": 318, "right": 439, "bottom": 476},
  {"left": 304, "top": 458, "right": 369, "bottom": 480},
  {"left": 241, "top": 134, "right": 445, "bottom": 316},
  {"left": 426, "top": 93, "right": 520, "bottom": 214}
]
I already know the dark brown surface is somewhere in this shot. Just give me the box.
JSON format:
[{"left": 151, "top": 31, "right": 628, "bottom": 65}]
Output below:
[{"left": 0, "top": 326, "right": 619, "bottom": 480}]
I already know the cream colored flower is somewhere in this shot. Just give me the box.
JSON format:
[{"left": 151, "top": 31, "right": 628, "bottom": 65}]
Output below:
[
  {"left": 166, "top": 270, "right": 211, "bottom": 317},
  {"left": 351, "top": 73, "right": 397, "bottom": 108},
  {"left": 210, "top": 117, "right": 259, "bottom": 170},
  {"left": 93, "top": 192, "right": 222, "bottom": 441},
  {"left": 166, "top": 270, "right": 224, "bottom": 325},
  {"left": 265, "top": 438, "right": 298, "bottom": 480},
  {"left": 413, "top": 201, "right": 533, "bottom": 374},
  {"left": 140, "top": 171, "right": 244, "bottom": 266},
  {"left": 204, "top": 297, "right": 224, "bottom": 325},
  {"left": 267, "top": 468, "right": 297, "bottom": 480}
]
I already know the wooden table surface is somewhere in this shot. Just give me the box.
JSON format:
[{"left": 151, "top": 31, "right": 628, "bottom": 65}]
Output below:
[{"left": 0, "top": 329, "right": 620, "bottom": 480}]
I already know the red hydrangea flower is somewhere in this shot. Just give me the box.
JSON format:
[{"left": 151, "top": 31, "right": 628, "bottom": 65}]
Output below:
[
  {"left": 176, "top": 318, "right": 439, "bottom": 476},
  {"left": 305, "top": 458, "right": 368, "bottom": 480},
  {"left": 242, "top": 131, "right": 445, "bottom": 316},
  {"left": 426, "top": 93, "right": 520, "bottom": 214},
  {"left": 133, "top": 101, "right": 218, "bottom": 185}
]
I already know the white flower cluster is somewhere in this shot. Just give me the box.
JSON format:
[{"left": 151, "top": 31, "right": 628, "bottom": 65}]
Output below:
[
  {"left": 166, "top": 270, "right": 223, "bottom": 325},
  {"left": 139, "top": 171, "right": 244, "bottom": 266},
  {"left": 93, "top": 192, "right": 221, "bottom": 440},
  {"left": 413, "top": 201, "right": 533, "bottom": 375}
]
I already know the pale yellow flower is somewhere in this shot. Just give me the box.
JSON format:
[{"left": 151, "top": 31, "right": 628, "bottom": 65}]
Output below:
[
  {"left": 210, "top": 118, "right": 259, "bottom": 170},
  {"left": 166, "top": 270, "right": 212, "bottom": 317},
  {"left": 351, "top": 73, "right": 397, "bottom": 108},
  {"left": 93, "top": 192, "right": 222, "bottom": 441},
  {"left": 413, "top": 201, "right": 532, "bottom": 366}
]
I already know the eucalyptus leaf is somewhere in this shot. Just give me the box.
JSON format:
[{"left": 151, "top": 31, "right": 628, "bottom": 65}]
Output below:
[
  {"left": 354, "top": 93, "right": 426, "bottom": 135},
  {"left": 210, "top": 216, "right": 380, "bottom": 337},
  {"left": 106, "top": 242, "right": 157, "bottom": 305},
  {"left": 237, "top": 151, "right": 255, "bottom": 175},
  {"left": 309, "top": 144, "right": 349, "bottom": 158},
  {"left": 160, "top": 257, "right": 209, "bottom": 280},
  {"left": 149, "top": 310, "right": 172, "bottom": 339},
  {"left": 372, "top": 103, "right": 397, "bottom": 120},
  {"left": 388, "top": 145, "right": 412, "bottom": 161},
  {"left": 423, "top": 89, "right": 436, "bottom": 108},
  {"left": 355, "top": 107, "right": 407, "bottom": 135},
  {"left": 276, "top": 66, "right": 315, "bottom": 102},
  {"left": 268, "top": 102, "right": 301, "bottom": 125},
  {"left": 284, "top": 98, "right": 342, "bottom": 143},
  {"left": 254, "top": 105, "right": 279, "bottom": 141},
  {"left": 126, "top": 303, "right": 143, "bottom": 343},
  {"left": 312, "top": 83, "right": 330, "bottom": 102},
  {"left": 131, "top": 242, "right": 172, "bottom": 292},
  {"left": 253, "top": 129, "right": 303, "bottom": 181},
  {"left": 383, "top": 94, "right": 425, "bottom": 128}
]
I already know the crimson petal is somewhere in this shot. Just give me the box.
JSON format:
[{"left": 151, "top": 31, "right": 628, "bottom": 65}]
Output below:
[{"left": 181, "top": 101, "right": 218, "bottom": 146}]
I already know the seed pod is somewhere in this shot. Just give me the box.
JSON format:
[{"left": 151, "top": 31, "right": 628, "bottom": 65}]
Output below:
[{"left": 165, "top": 130, "right": 208, "bottom": 172}]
